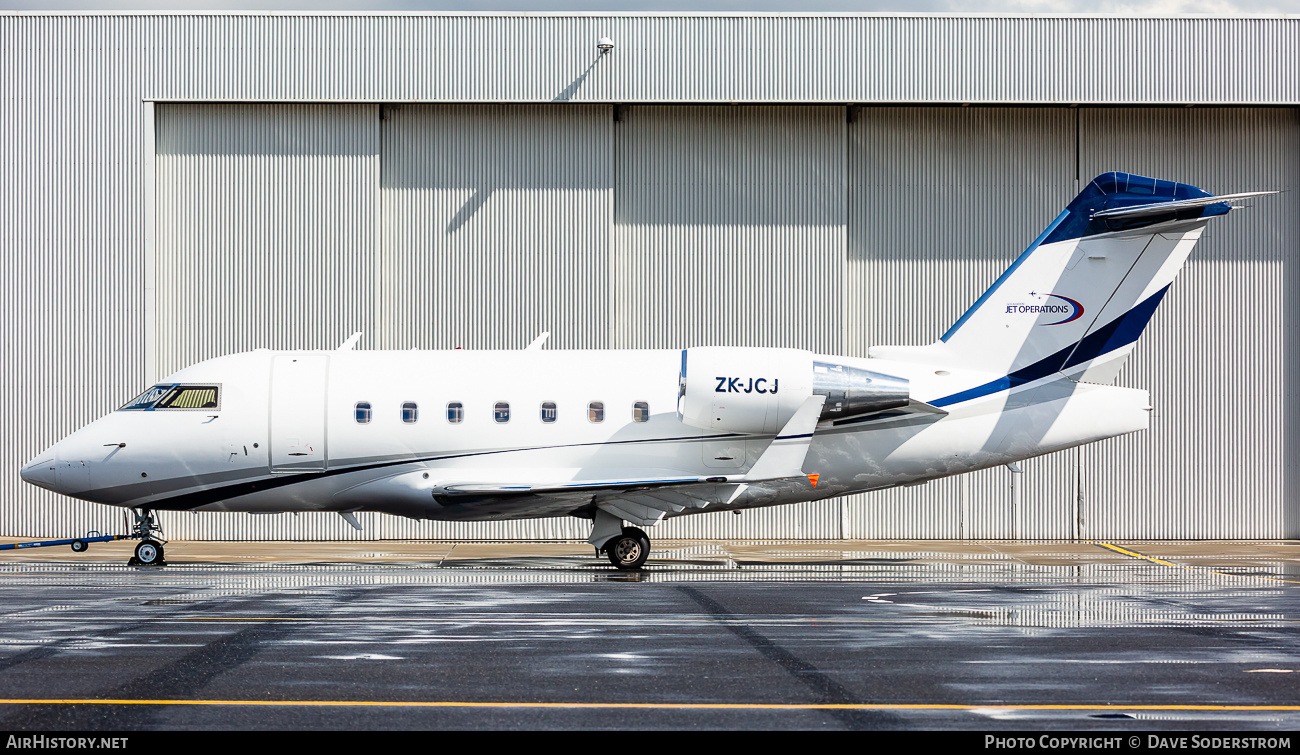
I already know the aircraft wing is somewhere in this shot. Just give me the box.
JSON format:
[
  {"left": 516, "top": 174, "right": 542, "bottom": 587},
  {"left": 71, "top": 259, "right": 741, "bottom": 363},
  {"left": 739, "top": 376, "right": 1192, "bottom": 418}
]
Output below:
[
  {"left": 593, "top": 482, "right": 752, "bottom": 526},
  {"left": 428, "top": 395, "right": 829, "bottom": 525},
  {"left": 340, "top": 396, "right": 830, "bottom": 525},
  {"left": 437, "top": 478, "right": 780, "bottom": 527},
  {"left": 434, "top": 474, "right": 724, "bottom": 497}
]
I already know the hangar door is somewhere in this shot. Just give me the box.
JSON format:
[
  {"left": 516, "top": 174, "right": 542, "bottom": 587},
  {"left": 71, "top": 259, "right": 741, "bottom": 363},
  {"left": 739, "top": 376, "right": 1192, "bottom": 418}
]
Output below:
[
  {"left": 152, "top": 103, "right": 380, "bottom": 380},
  {"left": 153, "top": 102, "right": 613, "bottom": 540},
  {"left": 377, "top": 104, "right": 613, "bottom": 351},
  {"left": 842, "top": 106, "right": 1299, "bottom": 540}
]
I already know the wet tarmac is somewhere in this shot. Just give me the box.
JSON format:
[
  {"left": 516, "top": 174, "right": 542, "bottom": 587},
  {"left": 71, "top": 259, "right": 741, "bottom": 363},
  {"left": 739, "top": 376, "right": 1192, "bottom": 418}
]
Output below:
[{"left": 0, "top": 539, "right": 1297, "bottom": 731}]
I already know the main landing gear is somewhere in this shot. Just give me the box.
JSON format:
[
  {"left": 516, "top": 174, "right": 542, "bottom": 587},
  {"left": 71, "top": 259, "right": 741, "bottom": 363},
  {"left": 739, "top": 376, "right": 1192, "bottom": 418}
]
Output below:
[
  {"left": 126, "top": 509, "right": 166, "bottom": 567},
  {"left": 588, "top": 509, "right": 651, "bottom": 570},
  {"left": 605, "top": 526, "right": 651, "bottom": 570}
]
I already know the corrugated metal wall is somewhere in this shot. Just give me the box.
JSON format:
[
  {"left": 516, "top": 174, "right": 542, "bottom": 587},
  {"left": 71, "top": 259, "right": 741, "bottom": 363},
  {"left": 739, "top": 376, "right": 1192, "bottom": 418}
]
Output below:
[
  {"left": 154, "top": 103, "right": 380, "bottom": 376},
  {"left": 2, "top": 13, "right": 1297, "bottom": 541},
  {"left": 844, "top": 107, "right": 1080, "bottom": 540},
  {"left": 373, "top": 102, "right": 616, "bottom": 541},
  {"left": 614, "top": 105, "right": 846, "bottom": 539},
  {"left": 153, "top": 103, "right": 380, "bottom": 541},
  {"left": 117, "top": 14, "right": 1300, "bottom": 105},
  {"left": 378, "top": 104, "right": 613, "bottom": 352},
  {"left": 1075, "top": 107, "right": 1300, "bottom": 539},
  {"left": 611, "top": 105, "right": 844, "bottom": 351},
  {"left": 841, "top": 106, "right": 1300, "bottom": 540},
  {"left": 3, "top": 14, "right": 148, "bottom": 540}
]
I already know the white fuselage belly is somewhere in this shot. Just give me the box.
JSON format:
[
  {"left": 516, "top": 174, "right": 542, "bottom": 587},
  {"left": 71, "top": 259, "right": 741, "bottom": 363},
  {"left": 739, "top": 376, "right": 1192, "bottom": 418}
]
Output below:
[{"left": 44, "top": 348, "right": 1148, "bottom": 521}]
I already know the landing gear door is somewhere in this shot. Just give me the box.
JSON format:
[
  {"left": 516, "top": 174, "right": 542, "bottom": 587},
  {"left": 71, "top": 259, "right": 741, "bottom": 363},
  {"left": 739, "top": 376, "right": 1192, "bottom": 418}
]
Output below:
[{"left": 270, "top": 354, "right": 328, "bottom": 473}]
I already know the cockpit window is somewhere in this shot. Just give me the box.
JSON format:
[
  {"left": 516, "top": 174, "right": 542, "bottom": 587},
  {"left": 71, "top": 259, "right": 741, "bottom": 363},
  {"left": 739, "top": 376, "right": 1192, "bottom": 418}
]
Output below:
[
  {"left": 118, "top": 384, "right": 219, "bottom": 411},
  {"left": 119, "top": 385, "right": 171, "bottom": 410},
  {"left": 157, "top": 386, "right": 219, "bottom": 409}
]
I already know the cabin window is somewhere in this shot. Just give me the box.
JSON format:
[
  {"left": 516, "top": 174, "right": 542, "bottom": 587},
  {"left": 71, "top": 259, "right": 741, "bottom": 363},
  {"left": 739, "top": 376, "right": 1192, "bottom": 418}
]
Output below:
[
  {"left": 588, "top": 401, "right": 605, "bottom": 423},
  {"left": 540, "top": 402, "right": 557, "bottom": 423},
  {"left": 633, "top": 401, "right": 650, "bottom": 422},
  {"left": 355, "top": 402, "right": 372, "bottom": 424},
  {"left": 447, "top": 402, "right": 464, "bottom": 424},
  {"left": 494, "top": 402, "right": 511, "bottom": 423},
  {"left": 402, "top": 402, "right": 418, "bottom": 424}
]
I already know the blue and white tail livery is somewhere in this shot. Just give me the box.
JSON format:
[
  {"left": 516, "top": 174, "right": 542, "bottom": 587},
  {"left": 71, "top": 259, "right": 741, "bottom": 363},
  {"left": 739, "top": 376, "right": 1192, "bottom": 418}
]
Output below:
[
  {"left": 874, "top": 172, "right": 1275, "bottom": 397},
  {"left": 18, "top": 172, "right": 1276, "bottom": 568}
]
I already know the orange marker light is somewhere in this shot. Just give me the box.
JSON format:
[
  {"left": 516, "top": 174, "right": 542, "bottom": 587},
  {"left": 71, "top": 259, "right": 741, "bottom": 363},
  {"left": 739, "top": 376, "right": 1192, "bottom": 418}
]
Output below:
[{"left": 808, "top": 474, "right": 819, "bottom": 488}]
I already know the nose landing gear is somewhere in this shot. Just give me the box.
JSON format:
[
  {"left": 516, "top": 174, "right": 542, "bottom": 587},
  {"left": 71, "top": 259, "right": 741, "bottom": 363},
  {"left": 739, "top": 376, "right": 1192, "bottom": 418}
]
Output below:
[
  {"left": 126, "top": 509, "right": 167, "bottom": 567},
  {"left": 132, "top": 539, "right": 165, "bottom": 566},
  {"left": 0, "top": 509, "right": 167, "bottom": 565}
]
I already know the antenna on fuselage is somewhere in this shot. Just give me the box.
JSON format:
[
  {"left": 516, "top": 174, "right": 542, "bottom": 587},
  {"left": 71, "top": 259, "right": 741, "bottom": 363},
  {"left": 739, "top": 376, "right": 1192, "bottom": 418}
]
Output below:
[{"left": 336, "top": 332, "right": 362, "bottom": 351}]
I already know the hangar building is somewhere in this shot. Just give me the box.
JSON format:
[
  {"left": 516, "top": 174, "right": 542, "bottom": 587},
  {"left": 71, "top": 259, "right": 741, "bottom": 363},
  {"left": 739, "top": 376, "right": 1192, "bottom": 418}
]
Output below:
[{"left": 3, "top": 12, "right": 1298, "bottom": 541}]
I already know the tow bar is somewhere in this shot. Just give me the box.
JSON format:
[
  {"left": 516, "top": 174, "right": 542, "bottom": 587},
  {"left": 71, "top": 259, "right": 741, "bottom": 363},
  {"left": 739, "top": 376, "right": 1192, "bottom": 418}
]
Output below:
[
  {"left": 2, "top": 509, "right": 167, "bottom": 566},
  {"left": 0, "top": 531, "right": 130, "bottom": 553}
]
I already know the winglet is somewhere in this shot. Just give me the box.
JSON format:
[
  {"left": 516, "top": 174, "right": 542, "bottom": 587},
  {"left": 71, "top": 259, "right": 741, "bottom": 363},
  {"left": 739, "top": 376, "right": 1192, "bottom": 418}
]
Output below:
[
  {"left": 336, "top": 332, "right": 362, "bottom": 351},
  {"left": 525, "top": 332, "right": 550, "bottom": 351},
  {"left": 745, "top": 395, "right": 827, "bottom": 482}
]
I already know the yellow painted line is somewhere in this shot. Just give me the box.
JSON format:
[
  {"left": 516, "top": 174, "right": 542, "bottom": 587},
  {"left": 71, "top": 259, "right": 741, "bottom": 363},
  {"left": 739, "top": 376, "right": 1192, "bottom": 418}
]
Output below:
[
  {"left": 0, "top": 699, "right": 1298, "bottom": 712},
  {"left": 1098, "top": 543, "right": 1300, "bottom": 585},
  {"left": 1097, "top": 543, "right": 1181, "bottom": 567}
]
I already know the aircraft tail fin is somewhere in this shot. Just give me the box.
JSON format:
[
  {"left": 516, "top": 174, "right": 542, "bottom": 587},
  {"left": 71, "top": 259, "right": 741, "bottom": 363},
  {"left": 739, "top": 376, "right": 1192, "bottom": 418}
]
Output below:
[{"left": 902, "top": 172, "right": 1273, "bottom": 385}]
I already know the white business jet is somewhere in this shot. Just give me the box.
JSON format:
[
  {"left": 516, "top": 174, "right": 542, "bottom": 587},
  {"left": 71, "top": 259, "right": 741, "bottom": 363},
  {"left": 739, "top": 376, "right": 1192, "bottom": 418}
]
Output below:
[{"left": 20, "top": 172, "right": 1274, "bottom": 568}]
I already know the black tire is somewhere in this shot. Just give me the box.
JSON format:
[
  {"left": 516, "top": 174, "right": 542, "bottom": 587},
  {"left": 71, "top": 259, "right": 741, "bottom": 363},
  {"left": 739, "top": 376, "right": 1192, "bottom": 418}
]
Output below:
[
  {"left": 134, "top": 540, "right": 163, "bottom": 566},
  {"left": 70, "top": 540, "right": 88, "bottom": 553},
  {"left": 621, "top": 526, "right": 649, "bottom": 543},
  {"left": 605, "top": 534, "right": 650, "bottom": 570}
]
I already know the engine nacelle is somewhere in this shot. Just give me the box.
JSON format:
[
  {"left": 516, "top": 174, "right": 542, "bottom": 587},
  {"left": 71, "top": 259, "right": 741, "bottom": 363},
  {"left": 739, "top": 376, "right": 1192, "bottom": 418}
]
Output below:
[
  {"left": 677, "top": 347, "right": 813, "bottom": 435},
  {"left": 677, "top": 347, "right": 911, "bottom": 434}
]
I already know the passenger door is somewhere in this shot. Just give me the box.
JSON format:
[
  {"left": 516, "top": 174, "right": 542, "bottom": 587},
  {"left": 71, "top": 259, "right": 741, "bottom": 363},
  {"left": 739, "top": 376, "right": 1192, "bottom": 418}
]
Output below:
[{"left": 269, "top": 354, "right": 328, "bottom": 473}]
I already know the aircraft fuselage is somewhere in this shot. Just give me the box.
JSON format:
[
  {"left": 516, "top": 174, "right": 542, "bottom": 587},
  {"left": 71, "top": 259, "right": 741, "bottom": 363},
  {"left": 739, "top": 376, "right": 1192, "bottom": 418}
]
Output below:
[{"left": 22, "top": 347, "right": 1147, "bottom": 522}]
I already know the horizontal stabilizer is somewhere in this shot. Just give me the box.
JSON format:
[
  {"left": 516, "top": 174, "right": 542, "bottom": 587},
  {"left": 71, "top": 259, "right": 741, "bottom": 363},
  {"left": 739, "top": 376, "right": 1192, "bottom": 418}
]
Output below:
[{"left": 1091, "top": 190, "right": 1276, "bottom": 219}]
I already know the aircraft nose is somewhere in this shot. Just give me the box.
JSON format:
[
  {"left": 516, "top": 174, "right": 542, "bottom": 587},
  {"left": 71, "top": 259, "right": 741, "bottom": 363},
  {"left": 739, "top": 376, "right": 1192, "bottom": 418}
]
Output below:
[{"left": 20, "top": 450, "right": 59, "bottom": 490}]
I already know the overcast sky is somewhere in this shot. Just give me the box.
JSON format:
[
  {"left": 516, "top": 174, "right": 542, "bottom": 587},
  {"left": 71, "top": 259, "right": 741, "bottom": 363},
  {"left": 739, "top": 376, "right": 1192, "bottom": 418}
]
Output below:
[{"left": 2, "top": 0, "right": 1298, "bottom": 14}]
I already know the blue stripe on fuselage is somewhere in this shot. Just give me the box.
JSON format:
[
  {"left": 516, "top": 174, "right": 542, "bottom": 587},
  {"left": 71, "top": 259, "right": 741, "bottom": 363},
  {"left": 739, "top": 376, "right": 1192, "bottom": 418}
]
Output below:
[{"left": 931, "top": 284, "right": 1171, "bottom": 408}]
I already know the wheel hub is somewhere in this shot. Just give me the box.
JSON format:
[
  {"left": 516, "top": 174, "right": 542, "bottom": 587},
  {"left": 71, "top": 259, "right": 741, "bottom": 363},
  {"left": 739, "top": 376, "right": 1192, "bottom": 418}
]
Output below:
[{"left": 614, "top": 538, "right": 642, "bottom": 564}]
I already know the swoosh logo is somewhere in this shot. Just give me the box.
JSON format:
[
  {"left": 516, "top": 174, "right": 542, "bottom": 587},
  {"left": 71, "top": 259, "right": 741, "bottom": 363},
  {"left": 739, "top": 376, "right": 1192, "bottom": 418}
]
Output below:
[{"left": 1042, "top": 294, "right": 1084, "bottom": 326}]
